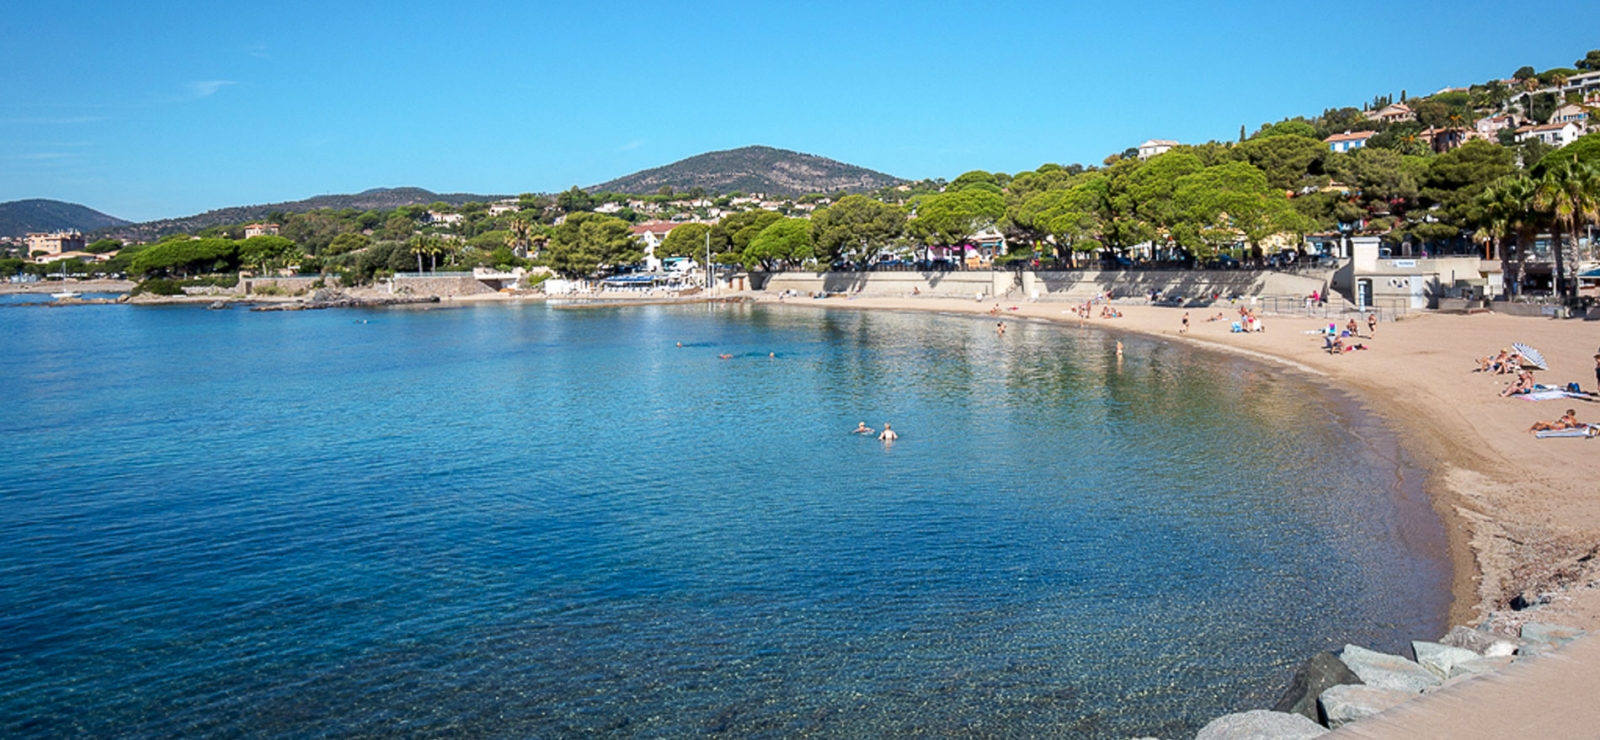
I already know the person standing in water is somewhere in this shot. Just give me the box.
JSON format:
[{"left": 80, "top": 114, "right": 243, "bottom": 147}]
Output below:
[{"left": 878, "top": 423, "right": 898, "bottom": 442}]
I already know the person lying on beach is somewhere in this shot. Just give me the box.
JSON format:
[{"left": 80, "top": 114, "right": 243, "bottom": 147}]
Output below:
[
  {"left": 1501, "top": 370, "right": 1536, "bottom": 397},
  {"left": 852, "top": 422, "right": 875, "bottom": 435},
  {"left": 1529, "top": 409, "right": 1580, "bottom": 433},
  {"left": 1207, "top": 312, "right": 1227, "bottom": 322},
  {"left": 1498, "top": 353, "right": 1523, "bottom": 376},
  {"left": 878, "top": 423, "right": 898, "bottom": 442},
  {"left": 1476, "top": 349, "right": 1509, "bottom": 373}
]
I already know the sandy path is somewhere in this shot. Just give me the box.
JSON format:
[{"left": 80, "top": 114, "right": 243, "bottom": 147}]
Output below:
[{"left": 750, "top": 293, "right": 1600, "bottom": 630}]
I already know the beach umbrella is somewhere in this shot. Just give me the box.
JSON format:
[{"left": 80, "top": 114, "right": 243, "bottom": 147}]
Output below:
[{"left": 1512, "top": 342, "right": 1548, "bottom": 370}]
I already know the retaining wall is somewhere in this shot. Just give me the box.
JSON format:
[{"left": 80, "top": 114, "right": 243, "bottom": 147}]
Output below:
[
  {"left": 756, "top": 269, "right": 1334, "bottom": 302},
  {"left": 391, "top": 274, "right": 496, "bottom": 297}
]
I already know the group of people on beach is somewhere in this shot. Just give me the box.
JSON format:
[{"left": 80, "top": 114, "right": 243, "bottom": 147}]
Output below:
[{"left": 1476, "top": 348, "right": 1527, "bottom": 375}]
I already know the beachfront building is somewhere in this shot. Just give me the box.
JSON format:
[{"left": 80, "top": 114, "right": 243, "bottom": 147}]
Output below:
[
  {"left": 1516, "top": 121, "right": 1586, "bottom": 148},
  {"left": 629, "top": 220, "right": 681, "bottom": 272},
  {"left": 243, "top": 223, "right": 279, "bottom": 238},
  {"left": 1324, "top": 130, "right": 1376, "bottom": 153},
  {"left": 1137, "top": 139, "right": 1178, "bottom": 160},
  {"left": 24, "top": 231, "right": 86, "bottom": 258},
  {"left": 1331, "top": 237, "right": 1502, "bottom": 309}
]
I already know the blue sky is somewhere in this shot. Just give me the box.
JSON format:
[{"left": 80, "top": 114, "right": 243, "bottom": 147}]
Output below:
[{"left": 4, "top": 1, "right": 1599, "bottom": 221}]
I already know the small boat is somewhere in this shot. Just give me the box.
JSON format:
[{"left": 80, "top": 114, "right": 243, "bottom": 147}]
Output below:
[{"left": 52, "top": 290, "right": 81, "bottom": 300}]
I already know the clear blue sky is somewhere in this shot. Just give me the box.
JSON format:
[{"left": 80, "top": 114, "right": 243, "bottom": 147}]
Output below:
[{"left": 4, "top": 0, "right": 1598, "bottom": 222}]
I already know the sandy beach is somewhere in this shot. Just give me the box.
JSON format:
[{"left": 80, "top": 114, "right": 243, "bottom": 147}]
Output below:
[{"left": 747, "top": 293, "right": 1600, "bottom": 632}]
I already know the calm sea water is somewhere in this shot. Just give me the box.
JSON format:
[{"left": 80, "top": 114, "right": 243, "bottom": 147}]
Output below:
[{"left": 0, "top": 301, "right": 1448, "bottom": 738}]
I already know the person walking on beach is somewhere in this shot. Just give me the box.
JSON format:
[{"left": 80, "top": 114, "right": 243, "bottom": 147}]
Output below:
[
  {"left": 1366, "top": 313, "right": 1377, "bottom": 336},
  {"left": 1593, "top": 354, "right": 1599, "bottom": 391},
  {"left": 1180, "top": 312, "right": 1189, "bottom": 333},
  {"left": 878, "top": 423, "right": 898, "bottom": 442}
]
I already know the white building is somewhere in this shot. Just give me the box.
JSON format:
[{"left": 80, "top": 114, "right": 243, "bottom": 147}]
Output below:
[
  {"left": 1137, "top": 139, "right": 1178, "bottom": 159},
  {"left": 1551, "top": 103, "right": 1590, "bottom": 125},
  {"left": 488, "top": 201, "right": 521, "bottom": 216},
  {"left": 1516, "top": 121, "right": 1587, "bottom": 148},
  {"left": 629, "top": 220, "right": 681, "bottom": 271},
  {"left": 426, "top": 211, "right": 463, "bottom": 225},
  {"left": 243, "top": 223, "right": 279, "bottom": 238},
  {"left": 1324, "top": 130, "right": 1376, "bottom": 153}
]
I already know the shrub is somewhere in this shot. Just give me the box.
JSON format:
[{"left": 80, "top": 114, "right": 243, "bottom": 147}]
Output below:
[{"left": 133, "top": 278, "right": 184, "bottom": 296}]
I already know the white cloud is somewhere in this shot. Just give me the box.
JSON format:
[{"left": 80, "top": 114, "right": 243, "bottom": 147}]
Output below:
[
  {"left": 621, "top": 140, "right": 645, "bottom": 151},
  {"left": 187, "top": 80, "right": 236, "bottom": 99}
]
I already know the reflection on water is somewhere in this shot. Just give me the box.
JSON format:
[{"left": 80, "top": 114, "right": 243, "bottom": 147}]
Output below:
[{"left": 0, "top": 302, "right": 1448, "bottom": 738}]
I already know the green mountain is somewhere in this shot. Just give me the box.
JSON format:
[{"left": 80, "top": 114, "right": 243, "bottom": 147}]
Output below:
[
  {"left": 101, "top": 187, "right": 506, "bottom": 240},
  {"left": 590, "top": 145, "right": 906, "bottom": 196},
  {"left": 0, "top": 199, "right": 130, "bottom": 237}
]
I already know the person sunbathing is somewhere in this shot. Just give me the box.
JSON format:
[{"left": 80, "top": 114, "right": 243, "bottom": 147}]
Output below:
[
  {"left": 1501, "top": 370, "right": 1536, "bottom": 397},
  {"left": 1529, "top": 409, "right": 1580, "bottom": 433}
]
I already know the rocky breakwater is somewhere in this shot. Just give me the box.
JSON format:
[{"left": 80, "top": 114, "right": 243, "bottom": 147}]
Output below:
[
  {"left": 1174, "top": 617, "right": 1588, "bottom": 739},
  {"left": 249, "top": 289, "right": 440, "bottom": 312}
]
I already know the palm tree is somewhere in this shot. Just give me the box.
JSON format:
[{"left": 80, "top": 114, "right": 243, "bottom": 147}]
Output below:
[
  {"left": 1533, "top": 158, "right": 1600, "bottom": 303},
  {"left": 505, "top": 216, "right": 533, "bottom": 258},
  {"left": 1479, "top": 176, "right": 1540, "bottom": 293},
  {"left": 409, "top": 236, "right": 427, "bottom": 273}
]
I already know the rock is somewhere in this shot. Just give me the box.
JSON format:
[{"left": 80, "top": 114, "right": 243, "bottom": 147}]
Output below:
[
  {"left": 1194, "top": 710, "right": 1328, "bottom": 740},
  {"left": 1317, "top": 684, "right": 1416, "bottom": 729},
  {"left": 1272, "top": 652, "right": 1363, "bottom": 721},
  {"left": 1448, "top": 655, "right": 1515, "bottom": 679},
  {"left": 1411, "top": 641, "right": 1482, "bottom": 679},
  {"left": 1520, "top": 622, "right": 1586, "bottom": 649},
  {"left": 1337, "top": 645, "right": 1441, "bottom": 693},
  {"left": 1439, "top": 625, "right": 1520, "bottom": 657}
]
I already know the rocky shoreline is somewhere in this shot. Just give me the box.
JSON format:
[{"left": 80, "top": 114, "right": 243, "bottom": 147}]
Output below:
[{"left": 1175, "top": 608, "right": 1589, "bottom": 739}]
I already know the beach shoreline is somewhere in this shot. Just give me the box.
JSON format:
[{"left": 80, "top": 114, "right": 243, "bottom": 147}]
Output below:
[{"left": 743, "top": 292, "right": 1600, "bottom": 633}]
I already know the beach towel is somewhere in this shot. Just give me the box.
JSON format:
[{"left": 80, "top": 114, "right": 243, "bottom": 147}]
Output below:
[
  {"left": 1519, "top": 390, "right": 1574, "bottom": 402},
  {"left": 1231, "top": 321, "right": 1243, "bottom": 333},
  {"left": 1535, "top": 425, "right": 1598, "bottom": 439}
]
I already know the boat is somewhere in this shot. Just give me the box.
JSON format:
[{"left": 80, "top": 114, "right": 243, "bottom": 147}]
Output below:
[{"left": 52, "top": 290, "right": 81, "bottom": 300}]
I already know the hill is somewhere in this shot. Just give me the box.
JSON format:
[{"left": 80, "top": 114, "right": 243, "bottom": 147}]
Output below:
[
  {"left": 0, "top": 199, "right": 130, "bottom": 237},
  {"left": 590, "top": 146, "right": 906, "bottom": 196},
  {"left": 100, "top": 187, "right": 506, "bottom": 240}
]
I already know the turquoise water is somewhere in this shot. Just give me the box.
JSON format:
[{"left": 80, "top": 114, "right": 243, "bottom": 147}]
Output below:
[{"left": 0, "top": 302, "right": 1448, "bottom": 738}]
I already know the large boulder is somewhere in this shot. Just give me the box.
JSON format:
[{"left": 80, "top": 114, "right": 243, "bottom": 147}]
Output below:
[
  {"left": 1317, "top": 684, "right": 1417, "bottom": 729},
  {"left": 1411, "top": 641, "right": 1483, "bottom": 679},
  {"left": 1520, "top": 622, "right": 1586, "bottom": 649},
  {"left": 1271, "top": 652, "right": 1363, "bottom": 721},
  {"left": 1194, "top": 710, "right": 1328, "bottom": 740},
  {"left": 1448, "top": 655, "right": 1515, "bottom": 680},
  {"left": 1337, "top": 645, "right": 1442, "bottom": 693},
  {"left": 1438, "top": 625, "right": 1519, "bottom": 657}
]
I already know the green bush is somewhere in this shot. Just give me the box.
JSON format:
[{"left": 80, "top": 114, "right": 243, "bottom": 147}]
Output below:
[{"left": 133, "top": 278, "right": 184, "bottom": 296}]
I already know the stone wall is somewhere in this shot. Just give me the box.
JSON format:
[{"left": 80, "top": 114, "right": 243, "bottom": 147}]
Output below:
[
  {"left": 390, "top": 274, "right": 496, "bottom": 297},
  {"left": 756, "top": 269, "right": 1334, "bottom": 302},
  {"left": 240, "top": 275, "right": 332, "bottom": 296}
]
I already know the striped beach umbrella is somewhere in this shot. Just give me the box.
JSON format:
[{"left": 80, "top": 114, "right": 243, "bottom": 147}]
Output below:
[{"left": 1512, "top": 342, "right": 1547, "bottom": 371}]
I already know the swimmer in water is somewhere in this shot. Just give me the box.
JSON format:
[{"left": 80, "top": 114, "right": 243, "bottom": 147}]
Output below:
[
  {"left": 718, "top": 354, "right": 733, "bottom": 360},
  {"left": 878, "top": 423, "right": 898, "bottom": 442},
  {"left": 852, "top": 421, "right": 874, "bottom": 435}
]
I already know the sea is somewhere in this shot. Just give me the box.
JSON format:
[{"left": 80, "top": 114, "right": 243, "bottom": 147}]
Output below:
[{"left": 0, "top": 299, "right": 1450, "bottom": 738}]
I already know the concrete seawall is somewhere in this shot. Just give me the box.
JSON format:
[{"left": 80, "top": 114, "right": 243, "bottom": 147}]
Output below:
[{"left": 756, "top": 269, "right": 1335, "bottom": 301}]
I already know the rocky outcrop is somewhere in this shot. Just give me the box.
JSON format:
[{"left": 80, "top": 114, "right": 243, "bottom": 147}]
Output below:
[
  {"left": 1411, "top": 641, "right": 1483, "bottom": 679},
  {"left": 1317, "top": 684, "right": 1416, "bottom": 729},
  {"left": 1448, "top": 655, "right": 1515, "bottom": 679},
  {"left": 1520, "top": 622, "right": 1586, "bottom": 649},
  {"left": 1337, "top": 645, "right": 1442, "bottom": 693},
  {"left": 1194, "top": 710, "right": 1327, "bottom": 739},
  {"left": 1272, "top": 652, "right": 1363, "bottom": 721},
  {"left": 1438, "top": 625, "right": 1520, "bottom": 657}
]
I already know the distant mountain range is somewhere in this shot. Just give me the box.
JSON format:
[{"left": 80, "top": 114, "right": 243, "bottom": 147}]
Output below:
[
  {"left": 99, "top": 187, "right": 506, "bottom": 240},
  {"left": 0, "top": 199, "right": 130, "bottom": 238},
  {"left": 590, "top": 145, "right": 906, "bottom": 196}
]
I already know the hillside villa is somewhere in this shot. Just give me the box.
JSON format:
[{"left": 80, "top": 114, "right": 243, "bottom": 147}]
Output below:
[
  {"left": 1324, "top": 130, "right": 1376, "bottom": 153},
  {"left": 1516, "top": 121, "right": 1587, "bottom": 147},
  {"left": 243, "top": 223, "right": 279, "bottom": 238},
  {"left": 1365, "top": 102, "right": 1415, "bottom": 124},
  {"left": 1137, "top": 139, "right": 1178, "bottom": 160}
]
